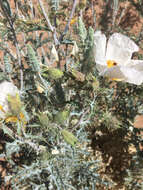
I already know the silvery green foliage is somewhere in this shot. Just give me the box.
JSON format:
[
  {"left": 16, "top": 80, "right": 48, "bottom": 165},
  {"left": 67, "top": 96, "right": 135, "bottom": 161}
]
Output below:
[
  {"left": 84, "top": 26, "right": 94, "bottom": 59},
  {"left": 81, "top": 26, "right": 95, "bottom": 73},
  {"left": 8, "top": 126, "right": 112, "bottom": 190},
  {"left": 1, "top": 0, "right": 12, "bottom": 17},
  {"left": 27, "top": 44, "right": 40, "bottom": 72},
  {"left": 3, "top": 53, "right": 12, "bottom": 74},
  {"left": 50, "top": 0, "right": 59, "bottom": 11},
  {"left": 112, "top": 0, "right": 119, "bottom": 25},
  {"left": 0, "top": 81, "right": 19, "bottom": 118},
  {"left": 78, "top": 17, "right": 87, "bottom": 44}
]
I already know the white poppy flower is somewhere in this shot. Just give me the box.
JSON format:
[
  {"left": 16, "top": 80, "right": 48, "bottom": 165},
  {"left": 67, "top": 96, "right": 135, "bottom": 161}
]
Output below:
[
  {"left": 0, "top": 81, "right": 19, "bottom": 118},
  {"left": 94, "top": 31, "right": 143, "bottom": 85}
]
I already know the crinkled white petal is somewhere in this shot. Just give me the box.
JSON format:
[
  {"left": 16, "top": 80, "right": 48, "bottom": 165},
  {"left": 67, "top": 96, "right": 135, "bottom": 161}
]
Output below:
[
  {"left": 96, "top": 63, "right": 107, "bottom": 74},
  {"left": 0, "top": 81, "right": 19, "bottom": 118},
  {"left": 94, "top": 31, "right": 107, "bottom": 65},
  {"left": 101, "top": 66, "right": 127, "bottom": 80},
  {"left": 121, "top": 60, "right": 143, "bottom": 85},
  {"left": 106, "top": 33, "right": 139, "bottom": 65},
  {"left": 127, "top": 60, "right": 143, "bottom": 70}
]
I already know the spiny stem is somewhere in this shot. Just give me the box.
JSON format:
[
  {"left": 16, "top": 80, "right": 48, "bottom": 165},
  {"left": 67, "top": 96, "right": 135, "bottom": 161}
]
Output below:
[{"left": 59, "top": 0, "right": 78, "bottom": 42}]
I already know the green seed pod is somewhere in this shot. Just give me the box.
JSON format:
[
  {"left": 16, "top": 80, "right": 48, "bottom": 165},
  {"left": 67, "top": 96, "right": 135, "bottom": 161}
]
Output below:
[
  {"left": 61, "top": 129, "right": 78, "bottom": 147},
  {"left": 54, "top": 110, "right": 69, "bottom": 125},
  {"left": 47, "top": 68, "right": 63, "bottom": 80},
  {"left": 70, "top": 69, "right": 85, "bottom": 82},
  {"left": 7, "top": 93, "right": 22, "bottom": 116},
  {"left": 38, "top": 113, "right": 49, "bottom": 127}
]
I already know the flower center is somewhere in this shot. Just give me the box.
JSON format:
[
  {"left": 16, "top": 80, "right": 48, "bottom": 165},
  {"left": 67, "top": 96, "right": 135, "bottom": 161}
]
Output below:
[{"left": 107, "top": 60, "right": 117, "bottom": 68}]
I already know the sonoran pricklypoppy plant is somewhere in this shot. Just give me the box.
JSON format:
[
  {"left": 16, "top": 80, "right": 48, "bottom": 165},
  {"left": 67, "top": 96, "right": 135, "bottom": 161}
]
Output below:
[{"left": 94, "top": 31, "right": 143, "bottom": 85}]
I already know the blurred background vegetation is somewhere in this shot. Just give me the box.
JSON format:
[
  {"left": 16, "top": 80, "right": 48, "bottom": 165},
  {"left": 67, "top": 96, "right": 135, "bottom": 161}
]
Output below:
[{"left": 0, "top": 0, "right": 143, "bottom": 189}]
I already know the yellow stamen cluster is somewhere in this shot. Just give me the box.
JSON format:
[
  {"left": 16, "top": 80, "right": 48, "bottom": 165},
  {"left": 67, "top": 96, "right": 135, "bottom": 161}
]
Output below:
[
  {"left": 111, "top": 78, "right": 124, "bottom": 81},
  {"left": 0, "top": 104, "right": 26, "bottom": 124},
  {"left": 0, "top": 105, "right": 5, "bottom": 113},
  {"left": 106, "top": 60, "right": 124, "bottom": 81},
  {"left": 107, "top": 60, "right": 117, "bottom": 68},
  {"left": 70, "top": 17, "right": 77, "bottom": 25},
  {"left": 5, "top": 112, "right": 25, "bottom": 123}
]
